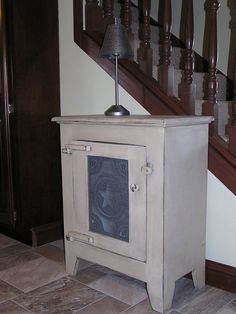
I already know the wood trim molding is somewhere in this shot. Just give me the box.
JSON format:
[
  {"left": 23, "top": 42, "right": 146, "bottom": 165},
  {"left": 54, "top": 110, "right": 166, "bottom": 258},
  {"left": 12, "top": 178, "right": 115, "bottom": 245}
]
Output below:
[
  {"left": 206, "top": 260, "right": 236, "bottom": 294},
  {"left": 31, "top": 220, "right": 63, "bottom": 247},
  {"left": 73, "top": 0, "right": 83, "bottom": 46}
]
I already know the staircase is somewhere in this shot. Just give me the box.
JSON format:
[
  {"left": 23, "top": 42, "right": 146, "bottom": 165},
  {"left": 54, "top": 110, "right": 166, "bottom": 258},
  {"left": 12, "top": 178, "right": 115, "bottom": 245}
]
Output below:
[{"left": 73, "top": 0, "right": 236, "bottom": 197}]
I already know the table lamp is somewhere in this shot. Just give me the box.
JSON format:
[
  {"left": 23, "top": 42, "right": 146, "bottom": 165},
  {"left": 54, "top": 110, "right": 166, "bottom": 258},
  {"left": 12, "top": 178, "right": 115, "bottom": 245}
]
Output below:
[{"left": 100, "top": 19, "right": 134, "bottom": 116}]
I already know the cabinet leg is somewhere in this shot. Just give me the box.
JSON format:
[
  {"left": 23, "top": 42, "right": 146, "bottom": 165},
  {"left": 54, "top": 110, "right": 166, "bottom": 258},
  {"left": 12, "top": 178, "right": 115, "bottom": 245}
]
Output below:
[
  {"left": 192, "top": 264, "right": 205, "bottom": 289},
  {"left": 65, "top": 250, "right": 80, "bottom": 276},
  {"left": 147, "top": 279, "right": 175, "bottom": 313}
]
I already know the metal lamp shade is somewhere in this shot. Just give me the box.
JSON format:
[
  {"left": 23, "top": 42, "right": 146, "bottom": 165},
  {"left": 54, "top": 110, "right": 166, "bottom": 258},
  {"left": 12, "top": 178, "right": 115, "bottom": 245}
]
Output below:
[
  {"left": 100, "top": 21, "right": 133, "bottom": 116},
  {"left": 100, "top": 22, "right": 133, "bottom": 60}
]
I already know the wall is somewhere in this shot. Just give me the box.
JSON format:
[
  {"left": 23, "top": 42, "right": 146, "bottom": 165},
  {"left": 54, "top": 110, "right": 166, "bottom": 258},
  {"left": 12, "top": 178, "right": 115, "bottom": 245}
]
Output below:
[
  {"left": 58, "top": 0, "right": 236, "bottom": 267},
  {"left": 58, "top": 0, "right": 147, "bottom": 116}
]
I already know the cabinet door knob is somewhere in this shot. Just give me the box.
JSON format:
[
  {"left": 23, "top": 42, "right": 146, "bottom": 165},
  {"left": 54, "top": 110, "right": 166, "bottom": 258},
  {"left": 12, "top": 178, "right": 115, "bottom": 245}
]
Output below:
[{"left": 130, "top": 184, "right": 139, "bottom": 192}]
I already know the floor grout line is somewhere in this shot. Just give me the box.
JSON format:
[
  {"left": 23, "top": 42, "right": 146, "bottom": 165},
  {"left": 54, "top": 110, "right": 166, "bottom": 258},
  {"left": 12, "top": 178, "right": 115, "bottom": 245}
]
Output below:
[
  {"left": 11, "top": 299, "right": 35, "bottom": 314},
  {"left": 75, "top": 295, "right": 107, "bottom": 313},
  {"left": 215, "top": 294, "right": 236, "bottom": 313}
]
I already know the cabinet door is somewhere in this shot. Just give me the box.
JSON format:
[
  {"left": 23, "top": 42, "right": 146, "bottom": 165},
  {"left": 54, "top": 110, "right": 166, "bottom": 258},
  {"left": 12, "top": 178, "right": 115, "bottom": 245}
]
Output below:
[
  {"left": 65, "top": 140, "right": 147, "bottom": 262},
  {"left": 0, "top": 0, "right": 15, "bottom": 227},
  {"left": 0, "top": 108, "right": 14, "bottom": 227}
]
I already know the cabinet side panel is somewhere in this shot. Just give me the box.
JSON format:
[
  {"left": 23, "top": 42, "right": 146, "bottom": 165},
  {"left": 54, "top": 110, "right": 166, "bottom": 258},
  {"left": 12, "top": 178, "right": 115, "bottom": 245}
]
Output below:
[{"left": 164, "top": 124, "right": 209, "bottom": 281}]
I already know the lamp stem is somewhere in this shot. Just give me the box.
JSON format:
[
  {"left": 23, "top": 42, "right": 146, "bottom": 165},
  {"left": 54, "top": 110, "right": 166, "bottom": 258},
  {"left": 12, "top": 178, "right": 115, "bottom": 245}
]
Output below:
[{"left": 115, "top": 55, "right": 119, "bottom": 107}]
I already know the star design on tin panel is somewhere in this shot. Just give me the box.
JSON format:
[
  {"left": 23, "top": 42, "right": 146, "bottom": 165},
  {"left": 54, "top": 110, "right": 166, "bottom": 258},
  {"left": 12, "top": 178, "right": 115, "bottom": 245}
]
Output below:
[{"left": 99, "top": 184, "right": 114, "bottom": 208}]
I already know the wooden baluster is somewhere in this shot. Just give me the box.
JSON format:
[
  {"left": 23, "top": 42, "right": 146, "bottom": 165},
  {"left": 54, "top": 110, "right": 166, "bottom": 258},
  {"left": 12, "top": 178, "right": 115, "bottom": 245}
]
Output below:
[
  {"left": 137, "top": 0, "right": 153, "bottom": 76},
  {"left": 229, "top": 60, "right": 236, "bottom": 156},
  {"left": 121, "top": 0, "right": 132, "bottom": 33},
  {"left": 202, "top": 0, "right": 220, "bottom": 136},
  {"left": 103, "top": 0, "right": 114, "bottom": 30},
  {"left": 85, "top": 0, "right": 104, "bottom": 34},
  {"left": 120, "top": 0, "right": 134, "bottom": 51},
  {"left": 179, "top": 0, "right": 196, "bottom": 114},
  {"left": 158, "top": 0, "right": 174, "bottom": 95}
]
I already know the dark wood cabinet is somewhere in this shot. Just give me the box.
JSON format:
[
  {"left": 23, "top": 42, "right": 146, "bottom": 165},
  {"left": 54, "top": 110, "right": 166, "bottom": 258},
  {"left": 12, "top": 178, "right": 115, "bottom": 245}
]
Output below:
[{"left": 0, "top": 0, "right": 62, "bottom": 245}]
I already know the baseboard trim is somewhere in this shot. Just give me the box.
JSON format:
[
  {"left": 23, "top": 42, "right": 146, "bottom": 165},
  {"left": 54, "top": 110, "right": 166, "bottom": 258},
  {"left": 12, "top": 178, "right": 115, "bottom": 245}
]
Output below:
[
  {"left": 31, "top": 220, "right": 63, "bottom": 247},
  {"left": 206, "top": 259, "right": 236, "bottom": 293}
]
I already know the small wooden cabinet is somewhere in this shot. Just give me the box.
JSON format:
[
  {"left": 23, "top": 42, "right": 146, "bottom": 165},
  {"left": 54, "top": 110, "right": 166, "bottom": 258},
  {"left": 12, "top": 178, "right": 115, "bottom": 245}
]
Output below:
[{"left": 54, "top": 115, "right": 212, "bottom": 313}]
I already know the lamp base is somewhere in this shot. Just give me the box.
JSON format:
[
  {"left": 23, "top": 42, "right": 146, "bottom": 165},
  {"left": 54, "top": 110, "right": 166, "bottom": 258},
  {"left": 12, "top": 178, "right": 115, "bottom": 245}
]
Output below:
[{"left": 104, "top": 105, "right": 130, "bottom": 116}]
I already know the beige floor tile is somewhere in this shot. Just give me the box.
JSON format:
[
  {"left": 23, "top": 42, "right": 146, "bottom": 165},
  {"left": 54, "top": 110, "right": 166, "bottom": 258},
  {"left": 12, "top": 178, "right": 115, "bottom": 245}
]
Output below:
[
  {"left": 0, "top": 244, "right": 31, "bottom": 259},
  {"left": 0, "top": 280, "right": 22, "bottom": 303},
  {"left": 80, "top": 263, "right": 116, "bottom": 275},
  {"left": 77, "top": 259, "right": 94, "bottom": 272},
  {"left": 0, "top": 253, "right": 66, "bottom": 293},
  {"left": 171, "top": 277, "right": 211, "bottom": 310},
  {"left": 50, "top": 239, "right": 64, "bottom": 249},
  {"left": 0, "top": 234, "right": 19, "bottom": 249},
  {"left": 122, "top": 299, "right": 182, "bottom": 314},
  {"left": 34, "top": 244, "right": 65, "bottom": 264},
  {"left": 77, "top": 295, "right": 130, "bottom": 314},
  {"left": 75, "top": 264, "right": 108, "bottom": 284},
  {"left": 0, "top": 251, "right": 40, "bottom": 272},
  {"left": 88, "top": 273, "right": 148, "bottom": 306},
  {"left": 0, "top": 301, "right": 31, "bottom": 314},
  {"left": 180, "top": 287, "right": 236, "bottom": 314},
  {"left": 14, "top": 276, "right": 105, "bottom": 314},
  {"left": 217, "top": 298, "right": 236, "bottom": 314},
  {"left": 117, "top": 299, "right": 156, "bottom": 314}
]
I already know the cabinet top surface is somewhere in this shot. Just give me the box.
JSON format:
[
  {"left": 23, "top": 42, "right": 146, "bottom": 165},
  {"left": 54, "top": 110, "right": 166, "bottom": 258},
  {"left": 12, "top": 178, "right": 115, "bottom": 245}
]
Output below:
[{"left": 52, "top": 115, "right": 213, "bottom": 127}]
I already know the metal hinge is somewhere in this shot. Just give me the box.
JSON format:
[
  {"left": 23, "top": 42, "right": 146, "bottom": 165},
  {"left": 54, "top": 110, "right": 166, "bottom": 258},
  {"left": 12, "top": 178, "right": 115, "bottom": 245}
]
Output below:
[
  {"left": 8, "top": 104, "right": 14, "bottom": 114},
  {"left": 13, "top": 211, "right": 17, "bottom": 222},
  {"left": 62, "top": 144, "right": 92, "bottom": 154},
  {"left": 62, "top": 147, "right": 72, "bottom": 155}
]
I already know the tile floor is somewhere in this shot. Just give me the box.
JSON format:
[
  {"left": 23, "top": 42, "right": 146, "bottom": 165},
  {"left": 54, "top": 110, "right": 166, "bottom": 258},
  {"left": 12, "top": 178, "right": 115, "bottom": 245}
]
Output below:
[{"left": 0, "top": 233, "right": 236, "bottom": 314}]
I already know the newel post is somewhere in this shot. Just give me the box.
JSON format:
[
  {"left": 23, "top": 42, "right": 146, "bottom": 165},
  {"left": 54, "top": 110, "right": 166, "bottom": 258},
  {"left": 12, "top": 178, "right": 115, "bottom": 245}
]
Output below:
[
  {"left": 158, "top": 0, "right": 174, "bottom": 95},
  {"left": 137, "top": 0, "right": 153, "bottom": 76},
  {"left": 179, "top": 0, "right": 196, "bottom": 114},
  {"left": 202, "top": 0, "right": 220, "bottom": 136}
]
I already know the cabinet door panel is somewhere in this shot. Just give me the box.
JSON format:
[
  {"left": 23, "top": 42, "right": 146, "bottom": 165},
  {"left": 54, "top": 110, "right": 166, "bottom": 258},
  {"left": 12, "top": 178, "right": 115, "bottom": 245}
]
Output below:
[
  {"left": 0, "top": 0, "right": 14, "bottom": 227},
  {"left": 0, "top": 108, "right": 14, "bottom": 226},
  {"left": 65, "top": 140, "right": 147, "bottom": 262}
]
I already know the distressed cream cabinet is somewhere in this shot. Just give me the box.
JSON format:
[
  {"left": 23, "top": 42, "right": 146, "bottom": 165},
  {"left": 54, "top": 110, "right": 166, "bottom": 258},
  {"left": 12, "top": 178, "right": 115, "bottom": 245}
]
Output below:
[{"left": 53, "top": 115, "right": 212, "bottom": 313}]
